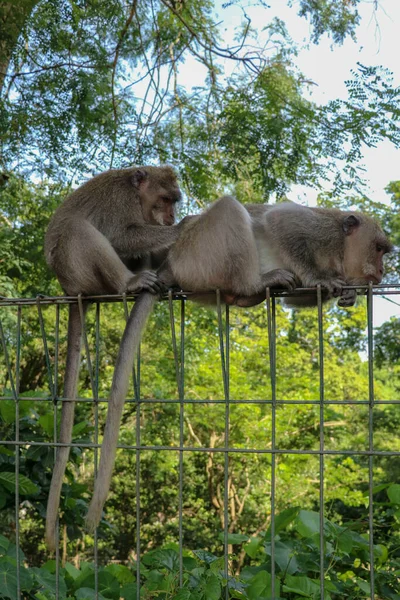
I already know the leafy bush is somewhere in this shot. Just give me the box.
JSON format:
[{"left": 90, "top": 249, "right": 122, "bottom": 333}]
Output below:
[{"left": 1, "top": 490, "right": 399, "bottom": 600}]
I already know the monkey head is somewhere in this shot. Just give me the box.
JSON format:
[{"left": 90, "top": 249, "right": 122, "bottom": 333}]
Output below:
[
  {"left": 342, "top": 213, "right": 393, "bottom": 285},
  {"left": 133, "top": 166, "right": 182, "bottom": 226}
]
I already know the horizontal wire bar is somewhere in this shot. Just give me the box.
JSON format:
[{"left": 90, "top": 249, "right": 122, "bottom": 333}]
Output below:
[
  {"left": 1, "top": 396, "right": 399, "bottom": 404},
  {"left": 1, "top": 439, "right": 399, "bottom": 455},
  {"left": 1, "top": 284, "right": 400, "bottom": 306}
]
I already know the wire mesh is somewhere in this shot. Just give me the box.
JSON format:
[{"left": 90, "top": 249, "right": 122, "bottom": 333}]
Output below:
[{"left": 0, "top": 285, "right": 399, "bottom": 599}]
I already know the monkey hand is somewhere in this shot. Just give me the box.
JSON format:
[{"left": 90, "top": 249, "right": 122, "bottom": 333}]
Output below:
[
  {"left": 177, "top": 215, "right": 198, "bottom": 229},
  {"left": 126, "top": 271, "right": 166, "bottom": 295},
  {"left": 260, "top": 269, "right": 298, "bottom": 291},
  {"left": 312, "top": 277, "right": 347, "bottom": 299},
  {"left": 337, "top": 288, "right": 357, "bottom": 307}
]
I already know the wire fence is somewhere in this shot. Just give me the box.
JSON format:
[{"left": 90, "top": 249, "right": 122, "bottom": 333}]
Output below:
[{"left": 0, "top": 285, "right": 399, "bottom": 599}]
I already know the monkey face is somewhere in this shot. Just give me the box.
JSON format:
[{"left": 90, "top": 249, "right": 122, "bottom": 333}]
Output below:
[
  {"left": 134, "top": 166, "right": 182, "bottom": 226},
  {"left": 343, "top": 215, "right": 392, "bottom": 285},
  {"left": 151, "top": 196, "right": 177, "bottom": 226}
]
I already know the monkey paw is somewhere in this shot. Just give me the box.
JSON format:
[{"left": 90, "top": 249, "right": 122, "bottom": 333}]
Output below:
[
  {"left": 261, "top": 269, "right": 298, "bottom": 291},
  {"left": 338, "top": 288, "right": 357, "bottom": 307},
  {"left": 126, "top": 271, "right": 165, "bottom": 295},
  {"left": 313, "top": 278, "right": 347, "bottom": 298}
]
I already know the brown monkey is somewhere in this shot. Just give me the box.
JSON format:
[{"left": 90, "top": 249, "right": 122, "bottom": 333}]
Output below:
[
  {"left": 45, "top": 165, "right": 182, "bottom": 550},
  {"left": 85, "top": 196, "right": 392, "bottom": 530}
]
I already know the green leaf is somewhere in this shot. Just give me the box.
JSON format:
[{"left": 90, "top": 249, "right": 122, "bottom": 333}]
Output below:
[
  {"left": 0, "top": 401, "right": 15, "bottom": 425},
  {"left": 388, "top": 484, "right": 400, "bottom": 504},
  {"left": 193, "top": 550, "right": 218, "bottom": 564},
  {"left": 171, "top": 590, "right": 191, "bottom": 600},
  {"left": 0, "top": 558, "right": 18, "bottom": 600},
  {"left": 0, "top": 472, "right": 39, "bottom": 495},
  {"left": 73, "top": 421, "right": 90, "bottom": 437},
  {"left": 142, "top": 549, "right": 179, "bottom": 572},
  {"left": 38, "top": 413, "right": 54, "bottom": 436},
  {"left": 296, "top": 510, "right": 321, "bottom": 538},
  {"left": 244, "top": 537, "right": 263, "bottom": 559},
  {"left": 247, "top": 571, "right": 273, "bottom": 599},
  {"left": 282, "top": 574, "right": 319, "bottom": 597},
  {"left": 266, "top": 507, "right": 300, "bottom": 539},
  {"left": 64, "top": 562, "right": 81, "bottom": 580},
  {"left": 218, "top": 532, "right": 248, "bottom": 544},
  {"left": 104, "top": 564, "right": 134, "bottom": 585},
  {"left": 121, "top": 582, "right": 138, "bottom": 600},
  {"left": 75, "top": 588, "right": 108, "bottom": 600},
  {"left": 264, "top": 541, "right": 298, "bottom": 575},
  {"left": 74, "top": 571, "right": 120, "bottom": 600},
  {"left": 0, "top": 536, "right": 9, "bottom": 555},
  {"left": 205, "top": 573, "right": 221, "bottom": 600},
  {"left": 32, "top": 567, "right": 67, "bottom": 599},
  {"left": 375, "top": 544, "right": 388, "bottom": 565},
  {"left": 356, "top": 578, "right": 371, "bottom": 594}
]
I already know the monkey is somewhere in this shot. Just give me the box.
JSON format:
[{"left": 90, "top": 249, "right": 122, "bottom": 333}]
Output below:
[
  {"left": 84, "top": 195, "right": 392, "bottom": 530},
  {"left": 44, "top": 165, "right": 183, "bottom": 551}
]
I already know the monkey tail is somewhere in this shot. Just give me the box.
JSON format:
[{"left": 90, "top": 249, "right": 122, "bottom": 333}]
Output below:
[
  {"left": 85, "top": 292, "right": 157, "bottom": 531},
  {"left": 46, "top": 303, "right": 85, "bottom": 551}
]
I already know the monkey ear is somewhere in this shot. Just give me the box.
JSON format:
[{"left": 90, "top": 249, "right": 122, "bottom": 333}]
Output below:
[
  {"left": 132, "top": 169, "right": 148, "bottom": 187},
  {"left": 343, "top": 214, "right": 361, "bottom": 235}
]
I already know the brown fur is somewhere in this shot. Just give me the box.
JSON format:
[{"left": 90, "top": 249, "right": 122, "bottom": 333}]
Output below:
[
  {"left": 85, "top": 197, "right": 392, "bottom": 530},
  {"left": 45, "top": 165, "right": 182, "bottom": 551}
]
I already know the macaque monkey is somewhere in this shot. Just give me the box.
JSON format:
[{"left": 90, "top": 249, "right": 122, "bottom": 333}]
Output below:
[
  {"left": 85, "top": 196, "right": 392, "bottom": 531},
  {"left": 44, "top": 165, "right": 182, "bottom": 550}
]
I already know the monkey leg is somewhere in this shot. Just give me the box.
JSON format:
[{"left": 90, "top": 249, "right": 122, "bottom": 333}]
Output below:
[
  {"left": 54, "top": 220, "right": 162, "bottom": 295},
  {"left": 225, "top": 268, "right": 298, "bottom": 307},
  {"left": 169, "top": 196, "right": 261, "bottom": 295}
]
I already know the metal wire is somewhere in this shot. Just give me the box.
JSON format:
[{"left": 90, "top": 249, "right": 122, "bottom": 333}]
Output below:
[{"left": 0, "top": 288, "right": 399, "bottom": 599}]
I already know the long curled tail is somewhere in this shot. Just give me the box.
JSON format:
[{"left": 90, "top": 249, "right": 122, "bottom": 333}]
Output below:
[
  {"left": 46, "top": 303, "right": 85, "bottom": 551},
  {"left": 85, "top": 292, "right": 157, "bottom": 531}
]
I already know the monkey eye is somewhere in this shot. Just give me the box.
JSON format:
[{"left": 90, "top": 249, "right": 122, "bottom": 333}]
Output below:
[{"left": 376, "top": 244, "right": 384, "bottom": 253}]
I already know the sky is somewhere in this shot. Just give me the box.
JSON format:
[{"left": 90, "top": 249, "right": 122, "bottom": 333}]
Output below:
[{"left": 211, "top": 0, "right": 400, "bottom": 205}]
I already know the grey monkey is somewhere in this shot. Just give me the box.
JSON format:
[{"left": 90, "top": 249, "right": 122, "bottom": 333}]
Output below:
[
  {"left": 45, "top": 165, "right": 182, "bottom": 550},
  {"left": 85, "top": 196, "right": 392, "bottom": 530}
]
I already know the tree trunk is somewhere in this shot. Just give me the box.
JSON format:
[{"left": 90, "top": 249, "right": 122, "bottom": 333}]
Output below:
[{"left": 0, "top": 0, "right": 39, "bottom": 94}]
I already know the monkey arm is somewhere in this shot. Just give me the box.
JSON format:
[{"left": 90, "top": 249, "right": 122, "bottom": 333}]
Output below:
[{"left": 110, "top": 224, "right": 181, "bottom": 258}]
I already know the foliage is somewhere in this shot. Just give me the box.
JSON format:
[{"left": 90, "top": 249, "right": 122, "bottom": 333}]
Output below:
[
  {"left": 1, "top": 486, "right": 399, "bottom": 599},
  {"left": 1, "top": 0, "right": 399, "bottom": 197}
]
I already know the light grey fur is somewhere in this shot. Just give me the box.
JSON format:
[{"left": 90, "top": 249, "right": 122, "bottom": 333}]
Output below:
[
  {"left": 85, "top": 196, "right": 391, "bottom": 529},
  {"left": 45, "top": 165, "right": 182, "bottom": 550}
]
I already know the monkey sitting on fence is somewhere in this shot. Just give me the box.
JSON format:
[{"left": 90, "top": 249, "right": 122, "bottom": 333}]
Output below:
[
  {"left": 85, "top": 196, "right": 392, "bottom": 531},
  {"left": 45, "top": 165, "right": 183, "bottom": 551}
]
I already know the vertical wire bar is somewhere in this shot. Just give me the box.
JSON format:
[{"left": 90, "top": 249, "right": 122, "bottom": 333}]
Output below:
[
  {"left": 225, "top": 303, "right": 230, "bottom": 600},
  {"left": 317, "top": 286, "right": 325, "bottom": 598},
  {"left": 94, "top": 303, "right": 100, "bottom": 599},
  {"left": 122, "top": 295, "right": 141, "bottom": 594},
  {"left": 54, "top": 305, "right": 61, "bottom": 589},
  {"left": 216, "top": 291, "right": 229, "bottom": 598},
  {"left": 54, "top": 305, "right": 60, "bottom": 407},
  {"left": 15, "top": 307, "right": 21, "bottom": 600},
  {"left": 266, "top": 290, "right": 276, "bottom": 597},
  {"left": 136, "top": 326, "right": 141, "bottom": 595},
  {"left": 179, "top": 299, "right": 185, "bottom": 584},
  {"left": 78, "top": 295, "right": 96, "bottom": 397},
  {"left": 0, "top": 316, "right": 17, "bottom": 399},
  {"left": 122, "top": 295, "right": 139, "bottom": 399},
  {"left": 38, "top": 296, "right": 59, "bottom": 592},
  {"left": 367, "top": 283, "right": 375, "bottom": 598},
  {"left": 167, "top": 292, "right": 184, "bottom": 584},
  {"left": 0, "top": 312, "right": 19, "bottom": 594},
  {"left": 36, "top": 298, "right": 55, "bottom": 400}
]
